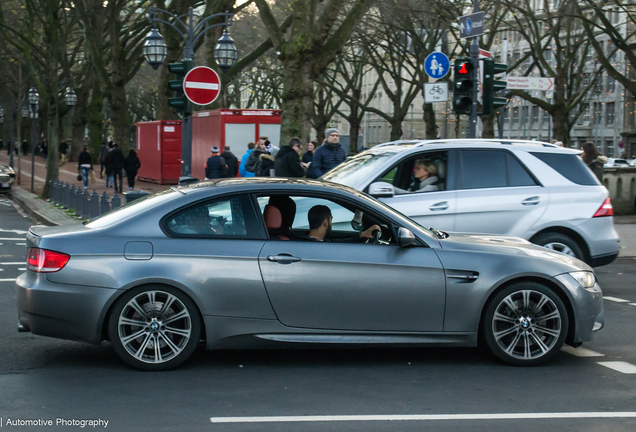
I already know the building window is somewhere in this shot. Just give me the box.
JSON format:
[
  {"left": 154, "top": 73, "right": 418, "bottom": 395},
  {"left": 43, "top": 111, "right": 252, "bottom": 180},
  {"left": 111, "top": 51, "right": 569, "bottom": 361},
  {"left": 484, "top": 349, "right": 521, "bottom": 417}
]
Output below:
[
  {"left": 606, "top": 140, "right": 614, "bottom": 157},
  {"left": 606, "top": 102, "right": 615, "bottom": 125},
  {"left": 504, "top": 107, "right": 509, "bottom": 124},
  {"left": 607, "top": 76, "right": 615, "bottom": 92},
  {"left": 513, "top": 106, "right": 519, "bottom": 124},
  {"left": 532, "top": 106, "right": 539, "bottom": 125},
  {"left": 582, "top": 107, "right": 590, "bottom": 125},
  {"left": 522, "top": 106, "right": 529, "bottom": 124},
  {"left": 544, "top": 48, "right": 551, "bottom": 61},
  {"left": 593, "top": 102, "right": 603, "bottom": 125}
]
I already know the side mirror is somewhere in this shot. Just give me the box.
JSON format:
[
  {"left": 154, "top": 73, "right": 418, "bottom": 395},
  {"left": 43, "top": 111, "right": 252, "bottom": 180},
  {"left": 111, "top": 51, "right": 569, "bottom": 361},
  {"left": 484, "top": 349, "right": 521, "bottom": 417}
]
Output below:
[
  {"left": 397, "top": 227, "right": 418, "bottom": 248},
  {"left": 368, "top": 182, "right": 395, "bottom": 198},
  {"left": 351, "top": 209, "right": 364, "bottom": 231}
]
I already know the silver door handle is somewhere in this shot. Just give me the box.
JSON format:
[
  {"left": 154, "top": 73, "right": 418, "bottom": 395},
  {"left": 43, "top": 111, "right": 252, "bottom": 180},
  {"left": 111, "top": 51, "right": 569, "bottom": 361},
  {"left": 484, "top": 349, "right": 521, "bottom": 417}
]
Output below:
[
  {"left": 267, "top": 254, "right": 301, "bottom": 263},
  {"left": 521, "top": 196, "right": 540, "bottom": 206},
  {"left": 429, "top": 201, "right": 449, "bottom": 211}
]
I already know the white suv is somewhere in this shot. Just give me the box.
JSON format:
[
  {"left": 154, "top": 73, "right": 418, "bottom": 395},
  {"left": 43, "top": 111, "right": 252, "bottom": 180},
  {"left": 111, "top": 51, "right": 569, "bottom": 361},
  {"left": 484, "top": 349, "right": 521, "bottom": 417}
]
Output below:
[{"left": 323, "top": 139, "right": 619, "bottom": 267}]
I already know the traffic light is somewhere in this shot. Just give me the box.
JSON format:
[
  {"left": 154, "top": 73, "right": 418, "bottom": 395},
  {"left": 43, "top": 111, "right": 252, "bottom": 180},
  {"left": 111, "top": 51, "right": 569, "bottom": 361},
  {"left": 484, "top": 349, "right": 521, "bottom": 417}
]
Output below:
[
  {"left": 453, "top": 58, "right": 475, "bottom": 115},
  {"left": 481, "top": 59, "right": 508, "bottom": 115},
  {"left": 168, "top": 60, "right": 193, "bottom": 114}
]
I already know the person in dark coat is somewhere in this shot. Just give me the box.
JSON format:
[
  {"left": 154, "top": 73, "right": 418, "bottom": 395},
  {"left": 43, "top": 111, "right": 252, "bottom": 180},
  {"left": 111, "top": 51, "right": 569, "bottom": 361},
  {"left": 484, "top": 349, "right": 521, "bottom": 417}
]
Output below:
[
  {"left": 205, "top": 146, "right": 227, "bottom": 179},
  {"left": 256, "top": 153, "right": 276, "bottom": 177},
  {"left": 244, "top": 139, "right": 268, "bottom": 174},
  {"left": 104, "top": 142, "right": 114, "bottom": 187},
  {"left": 77, "top": 145, "right": 93, "bottom": 189},
  {"left": 301, "top": 140, "right": 317, "bottom": 178},
  {"left": 107, "top": 143, "right": 125, "bottom": 193},
  {"left": 312, "top": 128, "right": 346, "bottom": 177},
  {"left": 581, "top": 142, "right": 608, "bottom": 182},
  {"left": 275, "top": 137, "right": 305, "bottom": 178},
  {"left": 124, "top": 149, "right": 141, "bottom": 190},
  {"left": 40, "top": 139, "right": 48, "bottom": 159},
  {"left": 21, "top": 140, "right": 29, "bottom": 156},
  {"left": 220, "top": 145, "right": 239, "bottom": 177},
  {"left": 98, "top": 140, "right": 108, "bottom": 178},
  {"left": 59, "top": 140, "right": 69, "bottom": 165}
]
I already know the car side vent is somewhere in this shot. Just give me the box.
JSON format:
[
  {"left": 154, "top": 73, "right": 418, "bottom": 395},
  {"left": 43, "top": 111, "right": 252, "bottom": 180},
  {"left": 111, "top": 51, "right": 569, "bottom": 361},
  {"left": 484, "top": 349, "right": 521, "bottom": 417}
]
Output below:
[{"left": 445, "top": 270, "right": 479, "bottom": 283}]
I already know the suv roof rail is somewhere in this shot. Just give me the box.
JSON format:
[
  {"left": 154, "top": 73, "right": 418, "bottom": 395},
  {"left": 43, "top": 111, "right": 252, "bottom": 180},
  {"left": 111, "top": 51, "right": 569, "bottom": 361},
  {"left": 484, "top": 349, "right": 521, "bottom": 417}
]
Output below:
[{"left": 409, "top": 139, "right": 559, "bottom": 148}]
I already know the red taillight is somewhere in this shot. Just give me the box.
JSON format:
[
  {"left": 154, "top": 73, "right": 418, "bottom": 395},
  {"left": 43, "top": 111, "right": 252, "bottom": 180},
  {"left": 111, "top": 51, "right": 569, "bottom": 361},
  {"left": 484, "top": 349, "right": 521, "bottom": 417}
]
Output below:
[
  {"left": 26, "top": 248, "right": 70, "bottom": 273},
  {"left": 593, "top": 198, "right": 613, "bottom": 217}
]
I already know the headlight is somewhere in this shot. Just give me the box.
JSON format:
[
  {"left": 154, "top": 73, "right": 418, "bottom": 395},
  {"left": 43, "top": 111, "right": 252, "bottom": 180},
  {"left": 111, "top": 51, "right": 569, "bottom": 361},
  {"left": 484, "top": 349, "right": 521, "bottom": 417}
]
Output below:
[{"left": 569, "top": 271, "right": 596, "bottom": 289}]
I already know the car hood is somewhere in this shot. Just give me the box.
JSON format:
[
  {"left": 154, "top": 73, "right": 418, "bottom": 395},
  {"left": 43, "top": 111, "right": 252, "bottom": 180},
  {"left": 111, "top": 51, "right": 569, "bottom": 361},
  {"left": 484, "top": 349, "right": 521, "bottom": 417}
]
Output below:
[{"left": 439, "top": 232, "right": 591, "bottom": 271}]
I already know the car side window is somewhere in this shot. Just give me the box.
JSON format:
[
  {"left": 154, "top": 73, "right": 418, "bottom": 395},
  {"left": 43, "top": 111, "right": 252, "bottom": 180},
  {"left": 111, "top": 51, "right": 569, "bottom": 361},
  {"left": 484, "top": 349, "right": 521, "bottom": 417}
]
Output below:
[
  {"left": 375, "top": 151, "right": 449, "bottom": 192},
  {"left": 257, "top": 196, "right": 356, "bottom": 233},
  {"left": 506, "top": 152, "right": 538, "bottom": 186},
  {"left": 457, "top": 149, "right": 537, "bottom": 190},
  {"left": 165, "top": 196, "right": 248, "bottom": 238}
]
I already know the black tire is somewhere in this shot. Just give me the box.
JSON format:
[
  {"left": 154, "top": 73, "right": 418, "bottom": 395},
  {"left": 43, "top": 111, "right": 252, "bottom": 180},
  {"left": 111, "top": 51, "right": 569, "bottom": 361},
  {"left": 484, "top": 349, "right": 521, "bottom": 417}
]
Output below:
[
  {"left": 532, "top": 232, "right": 584, "bottom": 261},
  {"left": 108, "top": 285, "right": 202, "bottom": 371},
  {"left": 483, "top": 282, "right": 568, "bottom": 366}
]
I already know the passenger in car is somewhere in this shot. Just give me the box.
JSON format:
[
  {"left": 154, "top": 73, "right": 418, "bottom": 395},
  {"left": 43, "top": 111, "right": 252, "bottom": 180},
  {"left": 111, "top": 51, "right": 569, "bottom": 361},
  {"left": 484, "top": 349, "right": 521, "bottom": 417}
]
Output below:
[
  {"left": 298, "top": 205, "right": 379, "bottom": 242},
  {"left": 395, "top": 159, "right": 439, "bottom": 194}
]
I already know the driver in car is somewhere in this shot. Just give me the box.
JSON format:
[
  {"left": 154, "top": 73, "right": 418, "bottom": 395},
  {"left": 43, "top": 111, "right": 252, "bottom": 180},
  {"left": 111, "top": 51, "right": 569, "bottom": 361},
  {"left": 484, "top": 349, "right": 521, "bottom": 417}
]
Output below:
[{"left": 300, "top": 205, "right": 380, "bottom": 242}]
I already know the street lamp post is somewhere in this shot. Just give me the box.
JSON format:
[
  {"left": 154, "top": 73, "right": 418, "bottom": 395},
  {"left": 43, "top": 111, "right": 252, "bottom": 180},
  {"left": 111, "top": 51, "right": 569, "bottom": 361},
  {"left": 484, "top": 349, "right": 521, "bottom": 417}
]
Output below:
[
  {"left": 144, "top": 7, "right": 237, "bottom": 178},
  {"left": 28, "top": 87, "right": 39, "bottom": 192}
]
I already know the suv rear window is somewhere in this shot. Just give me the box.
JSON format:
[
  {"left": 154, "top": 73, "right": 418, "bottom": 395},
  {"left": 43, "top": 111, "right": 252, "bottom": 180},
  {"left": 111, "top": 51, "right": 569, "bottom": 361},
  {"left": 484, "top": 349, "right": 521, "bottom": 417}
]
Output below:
[{"left": 530, "top": 152, "right": 599, "bottom": 185}]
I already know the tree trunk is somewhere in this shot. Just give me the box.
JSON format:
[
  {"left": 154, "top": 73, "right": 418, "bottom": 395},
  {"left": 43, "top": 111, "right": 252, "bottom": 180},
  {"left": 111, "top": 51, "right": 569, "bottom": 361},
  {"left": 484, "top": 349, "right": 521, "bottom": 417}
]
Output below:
[
  {"left": 389, "top": 117, "right": 403, "bottom": 141},
  {"left": 424, "top": 103, "right": 436, "bottom": 139},
  {"left": 348, "top": 116, "right": 361, "bottom": 154},
  {"left": 110, "top": 83, "right": 130, "bottom": 153},
  {"left": 87, "top": 79, "right": 104, "bottom": 156},
  {"left": 280, "top": 60, "right": 314, "bottom": 147},
  {"left": 481, "top": 113, "right": 495, "bottom": 138},
  {"left": 43, "top": 97, "right": 60, "bottom": 199}
]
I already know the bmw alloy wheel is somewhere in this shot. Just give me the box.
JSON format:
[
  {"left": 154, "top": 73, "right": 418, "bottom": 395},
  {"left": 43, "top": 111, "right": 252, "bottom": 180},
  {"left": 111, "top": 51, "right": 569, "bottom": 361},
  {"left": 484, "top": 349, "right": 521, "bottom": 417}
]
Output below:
[
  {"left": 109, "top": 286, "right": 201, "bottom": 370},
  {"left": 484, "top": 283, "right": 568, "bottom": 366}
]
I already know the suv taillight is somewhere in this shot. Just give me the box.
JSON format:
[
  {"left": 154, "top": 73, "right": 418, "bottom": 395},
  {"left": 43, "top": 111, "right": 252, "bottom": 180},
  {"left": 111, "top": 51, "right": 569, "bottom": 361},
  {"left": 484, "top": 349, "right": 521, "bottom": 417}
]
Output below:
[
  {"left": 27, "top": 247, "right": 70, "bottom": 273},
  {"left": 593, "top": 198, "right": 613, "bottom": 218}
]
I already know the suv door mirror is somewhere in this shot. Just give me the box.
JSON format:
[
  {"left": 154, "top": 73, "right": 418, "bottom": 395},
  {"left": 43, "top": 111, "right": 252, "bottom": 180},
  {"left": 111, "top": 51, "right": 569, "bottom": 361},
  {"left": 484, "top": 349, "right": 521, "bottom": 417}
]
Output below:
[
  {"left": 397, "top": 227, "right": 419, "bottom": 248},
  {"left": 369, "top": 182, "right": 395, "bottom": 198}
]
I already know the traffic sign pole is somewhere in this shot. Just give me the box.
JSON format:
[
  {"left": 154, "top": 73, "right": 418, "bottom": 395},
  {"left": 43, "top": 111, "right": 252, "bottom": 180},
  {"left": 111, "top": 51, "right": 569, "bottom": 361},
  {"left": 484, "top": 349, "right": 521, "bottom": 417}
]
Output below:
[{"left": 469, "top": 0, "right": 479, "bottom": 138}]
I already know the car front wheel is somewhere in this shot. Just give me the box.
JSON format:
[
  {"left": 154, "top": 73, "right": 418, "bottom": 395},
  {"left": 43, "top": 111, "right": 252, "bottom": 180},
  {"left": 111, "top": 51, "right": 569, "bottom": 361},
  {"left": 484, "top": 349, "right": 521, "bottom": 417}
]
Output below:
[
  {"left": 108, "top": 285, "right": 201, "bottom": 371},
  {"left": 483, "top": 283, "right": 568, "bottom": 366}
]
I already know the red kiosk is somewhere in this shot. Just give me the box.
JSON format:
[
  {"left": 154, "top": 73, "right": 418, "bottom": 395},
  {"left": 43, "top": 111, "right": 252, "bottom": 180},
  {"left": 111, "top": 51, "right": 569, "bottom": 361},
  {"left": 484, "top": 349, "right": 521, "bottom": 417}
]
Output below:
[{"left": 135, "top": 120, "right": 182, "bottom": 184}]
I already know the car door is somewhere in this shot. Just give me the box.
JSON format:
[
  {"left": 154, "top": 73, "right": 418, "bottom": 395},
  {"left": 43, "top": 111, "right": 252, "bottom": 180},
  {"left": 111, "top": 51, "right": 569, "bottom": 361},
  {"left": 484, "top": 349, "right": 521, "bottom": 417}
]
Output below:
[
  {"left": 453, "top": 149, "right": 549, "bottom": 237},
  {"left": 369, "top": 150, "right": 457, "bottom": 232},
  {"left": 257, "top": 195, "right": 446, "bottom": 332}
]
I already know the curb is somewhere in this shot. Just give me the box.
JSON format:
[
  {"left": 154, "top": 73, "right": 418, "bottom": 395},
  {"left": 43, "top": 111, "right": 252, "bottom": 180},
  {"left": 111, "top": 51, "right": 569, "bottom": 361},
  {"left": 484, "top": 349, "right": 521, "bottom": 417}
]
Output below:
[{"left": 9, "top": 188, "right": 82, "bottom": 227}]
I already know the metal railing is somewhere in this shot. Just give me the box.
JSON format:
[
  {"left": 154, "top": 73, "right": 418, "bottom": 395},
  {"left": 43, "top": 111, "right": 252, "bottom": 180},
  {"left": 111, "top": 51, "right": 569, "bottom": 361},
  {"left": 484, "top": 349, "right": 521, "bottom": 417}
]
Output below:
[{"left": 48, "top": 180, "right": 125, "bottom": 219}]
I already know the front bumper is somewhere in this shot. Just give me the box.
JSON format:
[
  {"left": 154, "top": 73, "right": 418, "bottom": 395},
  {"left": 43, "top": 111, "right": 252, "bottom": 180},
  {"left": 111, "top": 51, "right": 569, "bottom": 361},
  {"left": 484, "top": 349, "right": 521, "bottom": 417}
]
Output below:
[
  {"left": 553, "top": 273, "right": 604, "bottom": 344},
  {"left": 16, "top": 272, "right": 121, "bottom": 345}
]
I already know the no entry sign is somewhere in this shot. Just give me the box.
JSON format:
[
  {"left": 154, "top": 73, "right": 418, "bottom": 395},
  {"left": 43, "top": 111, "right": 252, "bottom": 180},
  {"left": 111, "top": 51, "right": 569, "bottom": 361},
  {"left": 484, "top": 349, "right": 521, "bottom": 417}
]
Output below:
[{"left": 183, "top": 66, "right": 221, "bottom": 106}]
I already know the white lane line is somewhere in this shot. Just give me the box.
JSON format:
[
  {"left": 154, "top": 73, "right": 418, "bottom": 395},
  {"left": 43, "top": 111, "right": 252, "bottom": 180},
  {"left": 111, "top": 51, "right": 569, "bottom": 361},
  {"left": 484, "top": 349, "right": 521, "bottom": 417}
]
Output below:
[
  {"left": 0, "top": 238, "right": 25, "bottom": 241},
  {"left": 18, "top": 268, "right": 25, "bottom": 270},
  {"left": 15, "top": 243, "right": 25, "bottom": 246},
  {"left": 0, "top": 278, "right": 16, "bottom": 282},
  {"left": 604, "top": 296, "right": 631, "bottom": 303},
  {"left": 561, "top": 346, "right": 605, "bottom": 357},
  {"left": 597, "top": 362, "right": 636, "bottom": 374},
  {"left": 0, "top": 228, "right": 28, "bottom": 234},
  {"left": 210, "top": 412, "right": 636, "bottom": 423},
  {"left": 629, "top": 303, "right": 636, "bottom": 307},
  {"left": 0, "top": 262, "right": 23, "bottom": 265}
]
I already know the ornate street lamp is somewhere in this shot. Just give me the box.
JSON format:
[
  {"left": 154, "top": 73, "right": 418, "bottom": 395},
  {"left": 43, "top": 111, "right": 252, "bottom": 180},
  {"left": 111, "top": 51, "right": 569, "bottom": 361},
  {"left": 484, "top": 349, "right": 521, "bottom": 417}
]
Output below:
[
  {"left": 28, "top": 87, "right": 39, "bottom": 192},
  {"left": 64, "top": 87, "right": 77, "bottom": 107},
  {"left": 143, "top": 27, "right": 168, "bottom": 70},
  {"left": 214, "top": 29, "right": 238, "bottom": 73},
  {"left": 21, "top": 106, "right": 29, "bottom": 118}
]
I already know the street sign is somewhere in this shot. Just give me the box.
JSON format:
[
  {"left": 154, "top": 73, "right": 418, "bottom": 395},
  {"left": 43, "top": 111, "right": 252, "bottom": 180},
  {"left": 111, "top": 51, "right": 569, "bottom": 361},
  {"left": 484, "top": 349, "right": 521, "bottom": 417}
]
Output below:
[
  {"left": 506, "top": 76, "right": 554, "bottom": 91},
  {"left": 424, "top": 52, "right": 450, "bottom": 79},
  {"left": 183, "top": 66, "right": 221, "bottom": 106},
  {"left": 478, "top": 48, "right": 492, "bottom": 59},
  {"left": 458, "top": 12, "right": 484, "bottom": 39},
  {"left": 618, "top": 141, "right": 625, "bottom": 149},
  {"left": 424, "top": 82, "right": 448, "bottom": 103}
]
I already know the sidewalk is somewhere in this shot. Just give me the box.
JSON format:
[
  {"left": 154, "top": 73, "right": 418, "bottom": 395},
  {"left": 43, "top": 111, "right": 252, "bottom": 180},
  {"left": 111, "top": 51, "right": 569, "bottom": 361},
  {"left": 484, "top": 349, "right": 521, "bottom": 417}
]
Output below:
[
  {"left": 2, "top": 151, "right": 635, "bottom": 258},
  {"left": 0, "top": 152, "right": 171, "bottom": 226}
]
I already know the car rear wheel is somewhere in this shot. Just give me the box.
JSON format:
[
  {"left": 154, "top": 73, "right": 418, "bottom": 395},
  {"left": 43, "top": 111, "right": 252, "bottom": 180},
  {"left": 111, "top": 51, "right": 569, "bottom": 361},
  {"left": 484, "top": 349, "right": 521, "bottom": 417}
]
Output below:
[
  {"left": 108, "top": 285, "right": 201, "bottom": 371},
  {"left": 532, "top": 232, "right": 584, "bottom": 260},
  {"left": 483, "top": 283, "right": 568, "bottom": 366}
]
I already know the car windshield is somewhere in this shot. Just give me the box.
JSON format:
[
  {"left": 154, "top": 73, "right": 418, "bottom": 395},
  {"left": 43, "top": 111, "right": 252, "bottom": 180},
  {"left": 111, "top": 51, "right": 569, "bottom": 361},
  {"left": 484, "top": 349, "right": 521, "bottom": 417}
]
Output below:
[
  {"left": 85, "top": 188, "right": 180, "bottom": 228},
  {"left": 322, "top": 147, "right": 406, "bottom": 187}
]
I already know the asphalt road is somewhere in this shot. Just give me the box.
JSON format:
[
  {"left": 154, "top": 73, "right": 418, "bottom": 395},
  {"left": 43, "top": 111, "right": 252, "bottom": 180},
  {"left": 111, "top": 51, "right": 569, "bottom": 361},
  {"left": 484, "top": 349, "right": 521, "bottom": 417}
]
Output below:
[{"left": 0, "top": 197, "right": 635, "bottom": 432}]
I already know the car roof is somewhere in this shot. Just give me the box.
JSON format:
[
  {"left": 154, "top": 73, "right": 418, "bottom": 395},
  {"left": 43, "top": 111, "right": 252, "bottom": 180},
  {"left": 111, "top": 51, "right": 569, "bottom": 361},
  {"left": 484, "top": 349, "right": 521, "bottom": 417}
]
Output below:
[{"left": 368, "top": 139, "right": 581, "bottom": 155}]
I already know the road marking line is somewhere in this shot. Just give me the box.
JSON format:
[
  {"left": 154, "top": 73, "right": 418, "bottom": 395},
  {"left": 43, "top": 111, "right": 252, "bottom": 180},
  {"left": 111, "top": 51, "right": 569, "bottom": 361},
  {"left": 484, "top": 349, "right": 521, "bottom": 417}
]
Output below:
[
  {"left": 0, "top": 278, "right": 16, "bottom": 282},
  {"left": 597, "top": 361, "right": 636, "bottom": 374},
  {"left": 629, "top": 303, "right": 636, "bottom": 307},
  {"left": 0, "top": 238, "right": 25, "bottom": 241},
  {"left": 561, "top": 346, "right": 604, "bottom": 357},
  {"left": 210, "top": 412, "right": 636, "bottom": 423},
  {"left": 16, "top": 243, "right": 25, "bottom": 246},
  {"left": 18, "top": 268, "right": 25, "bottom": 270},
  {"left": 0, "top": 262, "right": 23, "bottom": 265},
  {"left": 603, "top": 296, "right": 631, "bottom": 303}
]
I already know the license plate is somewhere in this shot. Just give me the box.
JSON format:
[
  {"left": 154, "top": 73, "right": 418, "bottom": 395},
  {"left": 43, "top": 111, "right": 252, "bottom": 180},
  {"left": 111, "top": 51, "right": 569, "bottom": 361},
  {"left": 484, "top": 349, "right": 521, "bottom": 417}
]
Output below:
[{"left": 1, "top": 183, "right": 10, "bottom": 188}]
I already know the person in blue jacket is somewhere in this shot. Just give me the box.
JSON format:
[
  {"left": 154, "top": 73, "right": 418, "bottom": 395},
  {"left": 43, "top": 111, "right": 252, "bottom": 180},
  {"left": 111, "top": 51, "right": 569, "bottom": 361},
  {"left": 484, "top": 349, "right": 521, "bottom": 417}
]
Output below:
[
  {"left": 239, "top": 142, "right": 255, "bottom": 177},
  {"left": 312, "top": 128, "right": 346, "bottom": 177}
]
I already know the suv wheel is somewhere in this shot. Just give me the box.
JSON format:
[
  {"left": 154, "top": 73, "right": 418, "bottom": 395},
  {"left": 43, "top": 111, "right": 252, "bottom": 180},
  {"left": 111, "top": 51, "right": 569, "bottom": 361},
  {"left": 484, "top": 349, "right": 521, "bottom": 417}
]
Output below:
[{"left": 532, "top": 232, "right": 584, "bottom": 260}]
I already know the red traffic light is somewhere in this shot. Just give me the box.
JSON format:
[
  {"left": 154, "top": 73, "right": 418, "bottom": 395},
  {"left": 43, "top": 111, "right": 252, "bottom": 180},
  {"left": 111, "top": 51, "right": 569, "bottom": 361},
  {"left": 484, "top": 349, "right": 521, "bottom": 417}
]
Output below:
[{"left": 459, "top": 63, "right": 468, "bottom": 74}]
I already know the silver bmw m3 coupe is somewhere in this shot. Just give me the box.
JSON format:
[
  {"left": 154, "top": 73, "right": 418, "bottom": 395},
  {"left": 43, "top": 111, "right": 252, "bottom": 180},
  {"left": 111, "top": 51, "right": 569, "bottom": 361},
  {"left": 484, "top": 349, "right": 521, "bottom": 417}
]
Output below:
[{"left": 16, "top": 179, "right": 604, "bottom": 370}]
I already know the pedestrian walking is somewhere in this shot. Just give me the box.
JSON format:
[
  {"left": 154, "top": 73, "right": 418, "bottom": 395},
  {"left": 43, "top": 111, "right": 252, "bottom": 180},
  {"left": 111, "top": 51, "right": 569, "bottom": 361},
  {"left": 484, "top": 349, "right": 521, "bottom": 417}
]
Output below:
[
  {"left": 220, "top": 145, "right": 239, "bottom": 177},
  {"left": 21, "top": 140, "right": 29, "bottom": 156},
  {"left": 78, "top": 145, "right": 93, "bottom": 189},
  {"left": 6, "top": 141, "right": 11, "bottom": 156},
  {"left": 59, "top": 140, "right": 69, "bottom": 165},
  {"left": 105, "top": 142, "right": 114, "bottom": 187},
  {"left": 40, "top": 139, "right": 48, "bottom": 159},
  {"left": 205, "top": 146, "right": 227, "bottom": 179},
  {"left": 98, "top": 140, "right": 108, "bottom": 178},
  {"left": 239, "top": 142, "right": 255, "bottom": 178},
  {"left": 124, "top": 149, "right": 141, "bottom": 190},
  {"left": 312, "top": 128, "right": 346, "bottom": 177},
  {"left": 301, "top": 140, "right": 317, "bottom": 178},
  {"left": 0, "top": 139, "right": 3, "bottom": 152},
  {"left": 244, "top": 139, "right": 268, "bottom": 174},
  {"left": 581, "top": 142, "right": 607, "bottom": 182},
  {"left": 275, "top": 137, "right": 305, "bottom": 178},
  {"left": 107, "top": 143, "right": 125, "bottom": 193}
]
